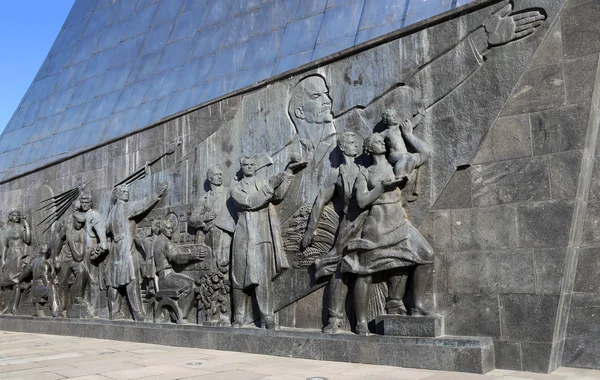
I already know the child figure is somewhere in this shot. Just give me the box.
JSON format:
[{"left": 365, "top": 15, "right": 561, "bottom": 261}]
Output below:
[{"left": 380, "top": 107, "right": 431, "bottom": 180}]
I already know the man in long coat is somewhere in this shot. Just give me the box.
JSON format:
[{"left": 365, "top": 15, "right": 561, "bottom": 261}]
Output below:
[
  {"left": 230, "top": 156, "right": 304, "bottom": 329},
  {"left": 106, "top": 182, "right": 167, "bottom": 321}
]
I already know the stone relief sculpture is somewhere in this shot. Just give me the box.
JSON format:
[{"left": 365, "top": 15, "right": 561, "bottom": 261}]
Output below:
[
  {"left": 189, "top": 165, "right": 236, "bottom": 324},
  {"left": 0, "top": 209, "right": 31, "bottom": 315},
  {"left": 56, "top": 211, "right": 93, "bottom": 318},
  {"left": 341, "top": 134, "right": 434, "bottom": 334},
  {"left": 19, "top": 244, "right": 60, "bottom": 317},
  {"left": 153, "top": 220, "right": 207, "bottom": 323},
  {"left": 134, "top": 219, "right": 161, "bottom": 311},
  {"left": 230, "top": 155, "right": 306, "bottom": 329},
  {"left": 106, "top": 182, "right": 168, "bottom": 321},
  {"left": 299, "top": 132, "right": 364, "bottom": 333}
]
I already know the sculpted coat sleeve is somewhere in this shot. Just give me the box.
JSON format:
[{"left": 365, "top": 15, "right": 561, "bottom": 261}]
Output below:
[{"left": 230, "top": 182, "right": 275, "bottom": 210}]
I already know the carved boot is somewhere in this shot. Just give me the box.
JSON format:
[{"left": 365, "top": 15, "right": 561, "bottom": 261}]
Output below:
[
  {"left": 355, "top": 321, "right": 369, "bottom": 336},
  {"left": 263, "top": 316, "right": 277, "bottom": 330},
  {"left": 231, "top": 314, "right": 244, "bottom": 328},
  {"left": 322, "top": 317, "right": 343, "bottom": 334},
  {"left": 386, "top": 300, "right": 407, "bottom": 315}
]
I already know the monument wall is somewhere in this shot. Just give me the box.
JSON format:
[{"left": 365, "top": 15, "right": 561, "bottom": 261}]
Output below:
[{"left": 1, "top": 0, "right": 598, "bottom": 373}]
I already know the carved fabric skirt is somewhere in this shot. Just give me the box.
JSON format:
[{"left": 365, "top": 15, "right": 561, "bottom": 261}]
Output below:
[{"left": 340, "top": 202, "right": 433, "bottom": 275}]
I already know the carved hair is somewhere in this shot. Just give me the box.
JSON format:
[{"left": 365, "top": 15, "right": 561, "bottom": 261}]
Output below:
[
  {"left": 363, "top": 133, "right": 383, "bottom": 155},
  {"left": 79, "top": 191, "right": 92, "bottom": 201},
  {"left": 381, "top": 108, "right": 398, "bottom": 124},
  {"left": 239, "top": 156, "right": 256, "bottom": 165},
  {"left": 337, "top": 131, "right": 358, "bottom": 150},
  {"left": 206, "top": 166, "right": 222, "bottom": 178},
  {"left": 113, "top": 185, "right": 129, "bottom": 200}
]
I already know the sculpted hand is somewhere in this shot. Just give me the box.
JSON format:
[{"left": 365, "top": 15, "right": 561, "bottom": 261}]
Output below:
[
  {"left": 484, "top": 1, "right": 545, "bottom": 47},
  {"left": 400, "top": 118, "right": 414, "bottom": 136},
  {"left": 269, "top": 173, "right": 285, "bottom": 189},
  {"left": 300, "top": 229, "right": 315, "bottom": 250},
  {"left": 383, "top": 178, "right": 406, "bottom": 190}
]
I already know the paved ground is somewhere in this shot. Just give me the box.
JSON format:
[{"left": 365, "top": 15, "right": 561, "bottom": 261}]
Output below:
[{"left": 1, "top": 331, "right": 599, "bottom": 380}]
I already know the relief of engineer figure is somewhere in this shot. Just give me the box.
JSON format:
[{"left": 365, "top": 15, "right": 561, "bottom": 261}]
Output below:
[
  {"left": 153, "top": 220, "right": 207, "bottom": 322},
  {"left": 77, "top": 191, "right": 109, "bottom": 315},
  {"left": 0, "top": 209, "right": 32, "bottom": 315},
  {"left": 341, "top": 134, "right": 434, "bottom": 335},
  {"left": 19, "top": 244, "right": 60, "bottom": 318},
  {"left": 189, "top": 165, "right": 236, "bottom": 323},
  {"left": 106, "top": 182, "right": 168, "bottom": 321},
  {"left": 299, "top": 132, "right": 365, "bottom": 333},
  {"left": 55, "top": 211, "right": 93, "bottom": 316},
  {"left": 230, "top": 155, "right": 306, "bottom": 329}
]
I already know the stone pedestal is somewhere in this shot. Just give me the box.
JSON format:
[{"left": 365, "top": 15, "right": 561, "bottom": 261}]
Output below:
[
  {"left": 376, "top": 315, "right": 444, "bottom": 337},
  {"left": 67, "top": 303, "right": 90, "bottom": 319}
]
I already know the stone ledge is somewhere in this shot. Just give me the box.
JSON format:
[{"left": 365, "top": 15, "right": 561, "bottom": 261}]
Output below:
[
  {"left": 0, "top": 315, "right": 494, "bottom": 373},
  {"left": 376, "top": 315, "right": 445, "bottom": 337}
]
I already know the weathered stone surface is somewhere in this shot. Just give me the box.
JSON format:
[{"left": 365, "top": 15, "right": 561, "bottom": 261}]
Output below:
[
  {"left": 472, "top": 114, "right": 533, "bottom": 165},
  {"left": 521, "top": 342, "right": 553, "bottom": 373},
  {"left": 561, "top": 0, "right": 600, "bottom": 59},
  {"left": 565, "top": 54, "right": 599, "bottom": 105},
  {"left": 0, "top": 315, "right": 494, "bottom": 373},
  {"left": 451, "top": 205, "right": 518, "bottom": 251},
  {"left": 472, "top": 157, "right": 550, "bottom": 207},
  {"left": 375, "top": 315, "right": 444, "bottom": 337},
  {"left": 501, "top": 63, "right": 565, "bottom": 116},
  {"left": 534, "top": 248, "right": 567, "bottom": 294},
  {"left": 432, "top": 168, "right": 472, "bottom": 210},
  {"left": 436, "top": 294, "right": 501, "bottom": 340},
  {"left": 574, "top": 248, "right": 600, "bottom": 292},
  {"left": 494, "top": 340, "right": 522, "bottom": 371},
  {"left": 447, "top": 249, "right": 535, "bottom": 294},
  {"left": 549, "top": 150, "right": 583, "bottom": 199},
  {"left": 581, "top": 202, "right": 600, "bottom": 246},
  {"left": 516, "top": 200, "right": 574, "bottom": 248},
  {"left": 499, "top": 294, "right": 559, "bottom": 343},
  {"left": 530, "top": 103, "right": 590, "bottom": 155},
  {"left": 529, "top": 17, "right": 563, "bottom": 69}
]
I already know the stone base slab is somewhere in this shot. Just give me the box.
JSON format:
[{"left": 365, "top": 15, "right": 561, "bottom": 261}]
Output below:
[
  {"left": 0, "top": 315, "right": 493, "bottom": 373},
  {"left": 376, "top": 315, "right": 445, "bottom": 337}
]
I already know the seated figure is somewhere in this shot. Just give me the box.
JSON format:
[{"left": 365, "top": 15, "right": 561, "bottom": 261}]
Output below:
[
  {"left": 153, "top": 220, "right": 206, "bottom": 322},
  {"left": 19, "top": 244, "right": 60, "bottom": 317}
]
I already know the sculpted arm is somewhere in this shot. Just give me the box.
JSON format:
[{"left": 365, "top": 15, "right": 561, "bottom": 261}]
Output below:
[
  {"left": 22, "top": 218, "right": 32, "bottom": 245},
  {"left": 355, "top": 173, "right": 384, "bottom": 209},
  {"left": 272, "top": 173, "right": 294, "bottom": 202},
  {"left": 230, "top": 183, "right": 275, "bottom": 210},
  {"left": 129, "top": 182, "right": 168, "bottom": 219},
  {"left": 402, "top": 118, "right": 431, "bottom": 168},
  {"left": 301, "top": 173, "right": 337, "bottom": 249}
]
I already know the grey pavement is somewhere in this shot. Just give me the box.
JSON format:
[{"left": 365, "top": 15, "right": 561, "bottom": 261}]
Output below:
[{"left": 1, "top": 331, "right": 599, "bottom": 380}]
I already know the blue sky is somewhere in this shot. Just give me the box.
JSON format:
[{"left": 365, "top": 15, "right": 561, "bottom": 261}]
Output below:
[{"left": 0, "top": 1, "right": 75, "bottom": 135}]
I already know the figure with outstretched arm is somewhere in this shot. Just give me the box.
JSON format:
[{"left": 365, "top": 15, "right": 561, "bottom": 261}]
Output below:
[{"left": 105, "top": 182, "right": 168, "bottom": 321}]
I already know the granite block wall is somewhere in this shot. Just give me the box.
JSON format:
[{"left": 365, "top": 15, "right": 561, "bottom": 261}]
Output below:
[{"left": 1, "top": 0, "right": 598, "bottom": 373}]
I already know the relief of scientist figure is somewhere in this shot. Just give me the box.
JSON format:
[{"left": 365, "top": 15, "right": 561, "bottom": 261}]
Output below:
[
  {"left": 77, "top": 191, "right": 109, "bottom": 315},
  {"left": 341, "top": 133, "right": 434, "bottom": 335},
  {"left": 19, "top": 244, "right": 60, "bottom": 318},
  {"left": 189, "top": 165, "right": 236, "bottom": 324},
  {"left": 230, "top": 155, "right": 306, "bottom": 329},
  {"left": 153, "top": 220, "right": 206, "bottom": 322},
  {"left": 106, "top": 182, "right": 168, "bottom": 321},
  {"left": 0, "top": 208, "right": 31, "bottom": 315}
]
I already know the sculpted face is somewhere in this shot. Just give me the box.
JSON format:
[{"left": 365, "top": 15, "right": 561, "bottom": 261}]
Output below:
[
  {"left": 151, "top": 221, "right": 160, "bottom": 236},
  {"left": 115, "top": 186, "right": 130, "bottom": 202},
  {"left": 80, "top": 198, "right": 92, "bottom": 212},
  {"left": 208, "top": 167, "right": 223, "bottom": 186},
  {"left": 383, "top": 109, "right": 400, "bottom": 126},
  {"left": 370, "top": 134, "right": 386, "bottom": 155},
  {"left": 8, "top": 210, "right": 21, "bottom": 223},
  {"left": 163, "top": 221, "right": 175, "bottom": 239},
  {"left": 339, "top": 135, "right": 360, "bottom": 157},
  {"left": 241, "top": 158, "right": 256, "bottom": 177},
  {"left": 297, "top": 77, "right": 333, "bottom": 124}
]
